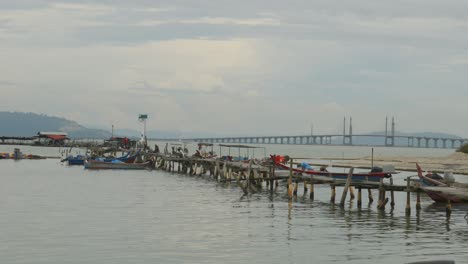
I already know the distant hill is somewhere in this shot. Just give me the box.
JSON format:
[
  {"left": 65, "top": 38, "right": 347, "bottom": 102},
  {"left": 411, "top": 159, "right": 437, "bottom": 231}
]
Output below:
[{"left": 0, "top": 112, "right": 111, "bottom": 139}]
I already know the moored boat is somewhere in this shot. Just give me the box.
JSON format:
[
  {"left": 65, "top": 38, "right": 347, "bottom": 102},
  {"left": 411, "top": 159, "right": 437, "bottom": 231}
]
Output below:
[
  {"left": 103, "top": 151, "right": 139, "bottom": 163},
  {"left": 62, "top": 155, "right": 88, "bottom": 165},
  {"left": 272, "top": 155, "right": 394, "bottom": 182},
  {"left": 84, "top": 160, "right": 151, "bottom": 170},
  {"left": 416, "top": 163, "right": 468, "bottom": 203}
]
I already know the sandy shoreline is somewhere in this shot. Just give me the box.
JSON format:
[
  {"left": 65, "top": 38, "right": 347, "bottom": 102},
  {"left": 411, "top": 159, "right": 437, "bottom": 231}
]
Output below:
[{"left": 323, "top": 152, "right": 468, "bottom": 175}]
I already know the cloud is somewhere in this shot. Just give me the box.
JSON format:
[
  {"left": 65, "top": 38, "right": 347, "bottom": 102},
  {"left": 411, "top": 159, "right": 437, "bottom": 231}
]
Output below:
[
  {"left": 1, "top": 1, "right": 468, "bottom": 136},
  {"left": 137, "top": 16, "right": 280, "bottom": 27}
]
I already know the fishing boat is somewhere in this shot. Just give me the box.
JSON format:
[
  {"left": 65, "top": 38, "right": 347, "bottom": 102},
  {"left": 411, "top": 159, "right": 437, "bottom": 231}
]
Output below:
[
  {"left": 101, "top": 151, "right": 140, "bottom": 163},
  {"left": 84, "top": 159, "right": 151, "bottom": 170},
  {"left": 67, "top": 155, "right": 87, "bottom": 165},
  {"left": 0, "top": 149, "right": 45, "bottom": 160},
  {"left": 272, "top": 155, "right": 394, "bottom": 182},
  {"left": 61, "top": 153, "right": 89, "bottom": 165},
  {"left": 416, "top": 163, "right": 468, "bottom": 203}
]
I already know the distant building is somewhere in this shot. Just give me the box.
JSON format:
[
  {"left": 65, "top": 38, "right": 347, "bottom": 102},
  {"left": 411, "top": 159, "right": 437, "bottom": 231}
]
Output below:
[{"left": 36, "top": 132, "right": 69, "bottom": 145}]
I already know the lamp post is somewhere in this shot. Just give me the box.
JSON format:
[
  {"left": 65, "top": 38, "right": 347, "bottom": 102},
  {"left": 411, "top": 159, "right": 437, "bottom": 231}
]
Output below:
[{"left": 138, "top": 114, "right": 148, "bottom": 146}]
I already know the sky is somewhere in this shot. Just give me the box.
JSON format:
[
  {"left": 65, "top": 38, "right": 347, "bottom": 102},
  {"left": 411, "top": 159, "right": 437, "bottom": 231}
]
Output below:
[{"left": 1, "top": 0, "right": 468, "bottom": 137}]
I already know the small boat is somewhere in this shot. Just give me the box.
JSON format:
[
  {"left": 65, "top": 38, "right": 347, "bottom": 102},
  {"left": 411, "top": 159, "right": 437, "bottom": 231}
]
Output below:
[
  {"left": 416, "top": 164, "right": 468, "bottom": 203},
  {"left": 84, "top": 159, "right": 151, "bottom": 170},
  {"left": 61, "top": 155, "right": 88, "bottom": 165},
  {"left": 101, "top": 151, "right": 140, "bottom": 163},
  {"left": 1, "top": 150, "right": 45, "bottom": 160},
  {"left": 272, "top": 155, "right": 393, "bottom": 182}
]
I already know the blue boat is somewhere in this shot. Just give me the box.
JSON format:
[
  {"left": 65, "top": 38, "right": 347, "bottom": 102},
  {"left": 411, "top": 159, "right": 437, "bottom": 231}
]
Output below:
[
  {"left": 101, "top": 151, "right": 140, "bottom": 163},
  {"left": 64, "top": 155, "right": 87, "bottom": 165}
]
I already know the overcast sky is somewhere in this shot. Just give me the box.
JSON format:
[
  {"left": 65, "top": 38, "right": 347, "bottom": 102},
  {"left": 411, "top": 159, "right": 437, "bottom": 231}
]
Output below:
[{"left": 1, "top": 0, "right": 468, "bottom": 136}]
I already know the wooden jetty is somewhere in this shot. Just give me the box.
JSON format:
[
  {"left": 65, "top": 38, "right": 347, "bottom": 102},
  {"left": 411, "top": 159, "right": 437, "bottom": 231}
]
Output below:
[{"left": 149, "top": 152, "right": 465, "bottom": 217}]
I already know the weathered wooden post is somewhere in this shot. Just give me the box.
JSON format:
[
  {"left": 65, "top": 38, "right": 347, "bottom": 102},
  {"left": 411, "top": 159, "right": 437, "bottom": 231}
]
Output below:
[
  {"left": 446, "top": 199, "right": 452, "bottom": 217},
  {"left": 303, "top": 179, "right": 308, "bottom": 195},
  {"left": 267, "top": 165, "right": 271, "bottom": 189},
  {"left": 405, "top": 176, "right": 411, "bottom": 216},
  {"left": 357, "top": 187, "right": 362, "bottom": 208},
  {"left": 309, "top": 178, "right": 314, "bottom": 201},
  {"left": 330, "top": 185, "right": 336, "bottom": 204},
  {"left": 269, "top": 156, "right": 274, "bottom": 190},
  {"left": 247, "top": 159, "right": 252, "bottom": 189},
  {"left": 215, "top": 160, "right": 220, "bottom": 180},
  {"left": 189, "top": 160, "right": 194, "bottom": 174},
  {"left": 222, "top": 161, "right": 227, "bottom": 181},
  {"left": 368, "top": 189, "right": 374, "bottom": 203},
  {"left": 287, "top": 158, "right": 293, "bottom": 199},
  {"left": 390, "top": 178, "right": 395, "bottom": 208},
  {"left": 228, "top": 168, "right": 233, "bottom": 181},
  {"left": 377, "top": 178, "right": 386, "bottom": 209},
  {"left": 293, "top": 180, "right": 298, "bottom": 197},
  {"left": 416, "top": 191, "right": 421, "bottom": 210},
  {"left": 237, "top": 170, "right": 248, "bottom": 195},
  {"left": 340, "top": 167, "right": 354, "bottom": 207},
  {"left": 349, "top": 186, "right": 355, "bottom": 200}
]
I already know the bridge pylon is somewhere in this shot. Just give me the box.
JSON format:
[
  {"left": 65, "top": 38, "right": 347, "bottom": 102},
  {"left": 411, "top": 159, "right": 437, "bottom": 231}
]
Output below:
[
  {"left": 385, "top": 116, "right": 395, "bottom": 146},
  {"left": 343, "top": 117, "right": 353, "bottom": 145}
]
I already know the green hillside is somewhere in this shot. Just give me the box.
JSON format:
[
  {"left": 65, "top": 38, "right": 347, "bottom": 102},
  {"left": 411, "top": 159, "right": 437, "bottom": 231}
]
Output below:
[{"left": 0, "top": 112, "right": 111, "bottom": 139}]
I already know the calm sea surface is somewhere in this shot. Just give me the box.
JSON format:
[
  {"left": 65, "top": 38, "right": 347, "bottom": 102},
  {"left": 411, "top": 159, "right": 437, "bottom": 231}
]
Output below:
[{"left": 1, "top": 144, "right": 467, "bottom": 264}]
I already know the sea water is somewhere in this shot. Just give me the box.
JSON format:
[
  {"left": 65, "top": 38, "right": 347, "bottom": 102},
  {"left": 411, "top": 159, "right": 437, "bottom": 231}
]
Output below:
[{"left": 0, "top": 144, "right": 467, "bottom": 264}]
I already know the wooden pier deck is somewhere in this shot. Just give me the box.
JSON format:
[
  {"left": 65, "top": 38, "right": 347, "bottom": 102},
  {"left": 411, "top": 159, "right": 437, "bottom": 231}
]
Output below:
[{"left": 150, "top": 153, "right": 465, "bottom": 216}]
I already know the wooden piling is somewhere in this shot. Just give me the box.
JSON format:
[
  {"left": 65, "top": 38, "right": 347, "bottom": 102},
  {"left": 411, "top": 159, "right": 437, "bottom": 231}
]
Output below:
[
  {"left": 405, "top": 177, "right": 411, "bottom": 216},
  {"left": 368, "top": 189, "right": 374, "bottom": 203},
  {"left": 416, "top": 191, "right": 421, "bottom": 210},
  {"left": 330, "top": 185, "right": 336, "bottom": 204},
  {"left": 268, "top": 164, "right": 273, "bottom": 191},
  {"left": 349, "top": 186, "right": 355, "bottom": 200},
  {"left": 237, "top": 171, "right": 248, "bottom": 195},
  {"left": 189, "top": 161, "right": 194, "bottom": 175},
  {"left": 339, "top": 167, "right": 354, "bottom": 207},
  {"left": 446, "top": 200, "right": 452, "bottom": 217},
  {"left": 357, "top": 187, "right": 362, "bottom": 208},
  {"left": 288, "top": 158, "right": 293, "bottom": 196},
  {"left": 377, "top": 178, "right": 386, "bottom": 210},
  {"left": 287, "top": 179, "right": 293, "bottom": 200},
  {"left": 390, "top": 178, "right": 395, "bottom": 208},
  {"left": 293, "top": 180, "right": 298, "bottom": 197},
  {"left": 309, "top": 179, "right": 314, "bottom": 201},
  {"left": 222, "top": 161, "right": 227, "bottom": 181}
]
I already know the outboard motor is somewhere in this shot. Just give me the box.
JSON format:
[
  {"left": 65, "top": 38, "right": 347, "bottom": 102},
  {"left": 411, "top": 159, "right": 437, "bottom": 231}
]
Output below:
[{"left": 444, "top": 170, "right": 455, "bottom": 184}]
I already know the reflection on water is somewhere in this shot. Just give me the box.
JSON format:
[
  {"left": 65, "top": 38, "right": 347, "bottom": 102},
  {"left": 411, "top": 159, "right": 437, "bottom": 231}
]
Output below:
[{"left": 0, "top": 146, "right": 467, "bottom": 264}]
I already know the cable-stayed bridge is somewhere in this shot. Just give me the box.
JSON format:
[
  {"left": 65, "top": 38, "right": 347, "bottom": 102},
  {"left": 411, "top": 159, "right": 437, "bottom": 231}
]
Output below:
[{"left": 152, "top": 117, "right": 468, "bottom": 149}]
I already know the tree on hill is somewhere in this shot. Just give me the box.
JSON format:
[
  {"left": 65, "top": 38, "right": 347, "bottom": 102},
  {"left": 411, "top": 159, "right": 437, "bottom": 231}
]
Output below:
[{"left": 457, "top": 143, "right": 468, "bottom": 154}]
